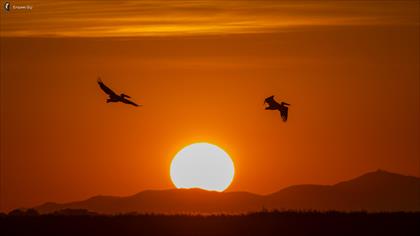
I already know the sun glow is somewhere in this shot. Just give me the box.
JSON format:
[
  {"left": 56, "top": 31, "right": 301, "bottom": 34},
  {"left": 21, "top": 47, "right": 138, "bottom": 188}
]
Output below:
[{"left": 170, "top": 143, "right": 235, "bottom": 192}]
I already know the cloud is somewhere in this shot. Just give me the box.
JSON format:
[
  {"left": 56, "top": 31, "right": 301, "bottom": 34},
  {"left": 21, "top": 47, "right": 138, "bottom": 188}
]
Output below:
[{"left": 1, "top": 0, "right": 418, "bottom": 37}]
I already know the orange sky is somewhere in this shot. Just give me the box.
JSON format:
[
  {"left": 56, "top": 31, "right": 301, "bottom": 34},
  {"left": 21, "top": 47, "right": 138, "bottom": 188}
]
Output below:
[{"left": 1, "top": 1, "right": 419, "bottom": 212}]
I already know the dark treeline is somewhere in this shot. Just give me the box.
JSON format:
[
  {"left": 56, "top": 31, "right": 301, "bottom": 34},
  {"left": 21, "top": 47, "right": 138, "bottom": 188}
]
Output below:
[{"left": 1, "top": 210, "right": 419, "bottom": 236}]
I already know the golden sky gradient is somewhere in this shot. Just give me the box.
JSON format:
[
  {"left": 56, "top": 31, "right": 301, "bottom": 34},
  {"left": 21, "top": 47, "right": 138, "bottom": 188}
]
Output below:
[{"left": 0, "top": 0, "right": 419, "bottom": 212}]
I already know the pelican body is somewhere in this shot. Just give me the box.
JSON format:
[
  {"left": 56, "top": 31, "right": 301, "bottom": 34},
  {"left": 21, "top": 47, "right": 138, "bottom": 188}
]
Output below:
[
  {"left": 97, "top": 78, "right": 140, "bottom": 107},
  {"left": 264, "top": 95, "right": 290, "bottom": 122}
]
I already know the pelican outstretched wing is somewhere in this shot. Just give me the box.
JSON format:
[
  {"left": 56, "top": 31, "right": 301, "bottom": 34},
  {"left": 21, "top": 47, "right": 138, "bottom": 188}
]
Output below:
[
  {"left": 279, "top": 106, "right": 288, "bottom": 121},
  {"left": 122, "top": 98, "right": 140, "bottom": 107},
  {"left": 97, "top": 78, "right": 117, "bottom": 96}
]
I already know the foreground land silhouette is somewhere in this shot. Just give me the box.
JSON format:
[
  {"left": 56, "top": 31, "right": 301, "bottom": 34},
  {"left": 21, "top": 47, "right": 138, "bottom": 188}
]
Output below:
[{"left": 1, "top": 211, "right": 419, "bottom": 236}]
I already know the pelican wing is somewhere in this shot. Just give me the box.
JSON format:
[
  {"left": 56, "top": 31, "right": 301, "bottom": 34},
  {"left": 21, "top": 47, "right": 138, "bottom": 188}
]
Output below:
[
  {"left": 279, "top": 106, "right": 289, "bottom": 122},
  {"left": 122, "top": 98, "right": 140, "bottom": 107},
  {"left": 97, "top": 79, "right": 117, "bottom": 96}
]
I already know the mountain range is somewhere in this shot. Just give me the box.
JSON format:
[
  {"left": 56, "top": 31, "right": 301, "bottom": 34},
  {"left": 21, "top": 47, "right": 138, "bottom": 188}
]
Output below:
[{"left": 35, "top": 170, "right": 420, "bottom": 214}]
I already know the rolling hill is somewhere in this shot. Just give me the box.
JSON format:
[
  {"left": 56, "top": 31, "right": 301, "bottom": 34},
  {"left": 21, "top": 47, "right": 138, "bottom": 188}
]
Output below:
[{"left": 35, "top": 170, "right": 420, "bottom": 214}]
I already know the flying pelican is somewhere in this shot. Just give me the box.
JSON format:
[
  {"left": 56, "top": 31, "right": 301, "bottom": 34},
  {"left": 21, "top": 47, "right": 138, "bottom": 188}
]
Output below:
[
  {"left": 264, "top": 95, "right": 290, "bottom": 121},
  {"left": 97, "top": 78, "right": 140, "bottom": 107}
]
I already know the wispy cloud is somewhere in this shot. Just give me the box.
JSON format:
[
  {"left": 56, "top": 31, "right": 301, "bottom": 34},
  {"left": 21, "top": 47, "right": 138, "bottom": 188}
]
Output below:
[{"left": 1, "top": 0, "right": 418, "bottom": 37}]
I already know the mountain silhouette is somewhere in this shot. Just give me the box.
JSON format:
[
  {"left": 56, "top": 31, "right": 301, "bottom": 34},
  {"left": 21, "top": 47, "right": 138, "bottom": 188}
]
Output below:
[{"left": 35, "top": 170, "right": 420, "bottom": 214}]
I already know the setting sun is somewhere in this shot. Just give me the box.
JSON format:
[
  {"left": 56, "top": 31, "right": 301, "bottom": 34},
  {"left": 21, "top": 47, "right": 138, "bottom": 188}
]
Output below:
[{"left": 170, "top": 143, "right": 235, "bottom": 192}]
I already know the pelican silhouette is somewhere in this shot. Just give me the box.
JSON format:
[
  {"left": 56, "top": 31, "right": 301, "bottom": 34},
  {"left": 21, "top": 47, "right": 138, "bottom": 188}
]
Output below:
[
  {"left": 97, "top": 78, "right": 140, "bottom": 107},
  {"left": 264, "top": 95, "right": 290, "bottom": 121}
]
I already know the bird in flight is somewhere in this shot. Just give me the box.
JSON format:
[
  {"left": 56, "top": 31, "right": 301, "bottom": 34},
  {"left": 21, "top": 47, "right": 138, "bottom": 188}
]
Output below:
[
  {"left": 97, "top": 78, "right": 140, "bottom": 107},
  {"left": 264, "top": 95, "right": 290, "bottom": 122}
]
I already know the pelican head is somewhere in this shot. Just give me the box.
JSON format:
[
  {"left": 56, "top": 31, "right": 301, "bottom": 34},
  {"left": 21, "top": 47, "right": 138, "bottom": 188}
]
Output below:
[{"left": 120, "top": 93, "right": 131, "bottom": 99}]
